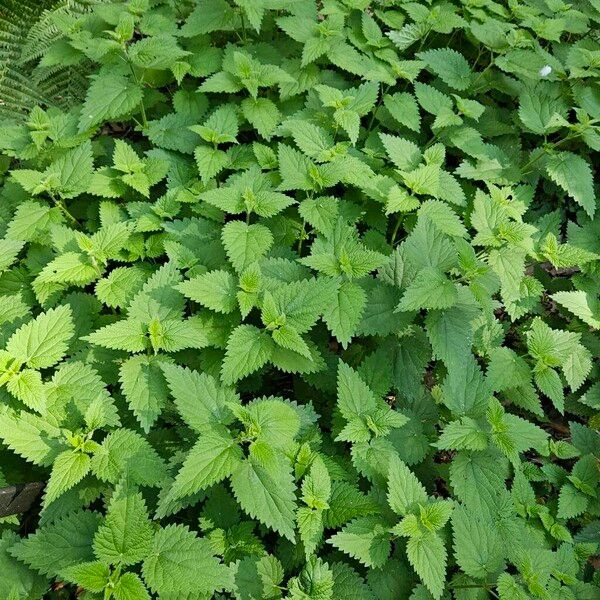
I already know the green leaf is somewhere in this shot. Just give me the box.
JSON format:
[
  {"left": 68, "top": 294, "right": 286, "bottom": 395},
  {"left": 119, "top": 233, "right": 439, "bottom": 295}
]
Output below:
[
  {"left": 425, "top": 291, "right": 479, "bottom": 368},
  {"left": 298, "top": 507, "right": 324, "bottom": 558},
  {"left": 557, "top": 483, "right": 588, "bottom": 519},
  {"left": 169, "top": 428, "right": 242, "bottom": 500},
  {"left": 192, "top": 104, "right": 239, "bottom": 143},
  {"left": 414, "top": 82, "right": 454, "bottom": 116},
  {"left": 380, "top": 133, "right": 422, "bottom": 171},
  {"left": 518, "top": 83, "right": 568, "bottom": 135},
  {"left": 142, "top": 524, "right": 232, "bottom": 596},
  {"left": 129, "top": 35, "right": 190, "bottom": 70},
  {"left": 278, "top": 143, "right": 314, "bottom": 191},
  {"left": 487, "top": 347, "right": 531, "bottom": 392},
  {"left": 287, "top": 120, "right": 334, "bottom": 160},
  {"left": 324, "top": 482, "right": 380, "bottom": 529},
  {"left": 435, "top": 418, "right": 488, "bottom": 451},
  {"left": 0, "top": 293, "right": 29, "bottom": 326},
  {"left": 387, "top": 454, "right": 428, "bottom": 515},
  {"left": 419, "top": 501, "right": 453, "bottom": 532},
  {"left": 288, "top": 556, "right": 334, "bottom": 599},
  {"left": 442, "top": 354, "right": 490, "bottom": 417},
  {"left": 241, "top": 97, "right": 280, "bottom": 140},
  {"left": 222, "top": 221, "right": 273, "bottom": 272},
  {"left": 59, "top": 561, "right": 109, "bottom": 593},
  {"left": 44, "top": 450, "right": 91, "bottom": 507},
  {"left": 397, "top": 267, "right": 458, "bottom": 311},
  {"left": 93, "top": 480, "right": 154, "bottom": 566},
  {"left": 322, "top": 280, "right": 366, "bottom": 349},
  {"left": 0, "top": 410, "right": 66, "bottom": 466},
  {"left": 418, "top": 200, "right": 467, "bottom": 238},
  {"left": 300, "top": 219, "right": 386, "bottom": 278},
  {"left": 406, "top": 532, "right": 447, "bottom": 599},
  {"left": 221, "top": 324, "right": 274, "bottom": 384},
  {"left": 327, "top": 517, "right": 391, "bottom": 568},
  {"left": 5, "top": 201, "right": 56, "bottom": 241},
  {"left": 534, "top": 365, "right": 564, "bottom": 413},
  {"left": 231, "top": 451, "right": 297, "bottom": 542},
  {"left": 545, "top": 151, "right": 596, "bottom": 218},
  {"left": 113, "top": 573, "right": 151, "bottom": 600},
  {"left": 401, "top": 164, "right": 441, "bottom": 197},
  {"left": 90, "top": 428, "right": 168, "bottom": 487},
  {"left": 178, "top": 270, "right": 238, "bottom": 313},
  {"left": 0, "top": 531, "right": 48, "bottom": 600},
  {"left": 79, "top": 73, "right": 143, "bottom": 131},
  {"left": 497, "top": 574, "right": 529, "bottom": 600},
  {"left": 119, "top": 355, "right": 170, "bottom": 432},
  {"left": 337, "top": 361, "right": 377, "bottom": 421},
  {"left": 161, "top": 363, "right": 238, "bottom": 431},
  {"left": 194, "top": 145, "right": 229, "bottom": 181},
  {"left": 51, "top": 140, "right": 94, "bottom": 198},
  {"left": 302, "top": 457, "right": 331, "bottom": 510},
  {"left": 562, "top": 344, "right": 593, "bottom": 391},
  {"left": 95, "top": 266, "right": 148, "bottom": 309},
  {"left": 6, "top": 368, "right": 45, "bottom": 412},
  {"left": 6, "top": 305, "right": 74, "bottom": 369},
  {"left": 451, "top": 505, "right": 504, "bottom": 579},
  {"left": 243, "top": 397, "right": 300, "bottom": 451},
  {"left": 383, "top": 92, "right": 420, "bottom": 132},
  {"left": 272, "top": 324, "right": 312, "bottom": 358},
  {"left": 85, "top": 319, "right": 147, "bottom": 353},
  {"left": 9, "top": 511, "right": 101, "bottom": 577},
  {"left": 417, "top": 49, "right": 471, "bottom": 90}
]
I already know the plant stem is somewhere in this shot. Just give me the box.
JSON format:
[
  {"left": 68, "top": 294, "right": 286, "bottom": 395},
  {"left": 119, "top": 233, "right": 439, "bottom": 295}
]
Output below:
[
  {"left": 240, "top": 11, "right": 247, "bottom": 43},
  {"left": 125, "top": 55, "right": 148, "bottom": 129},
  {"left": 520, "top": 128, "right": 593, "bottom": 174},
  {"left": 390, "top": 215, "right": 402, "bottom": 245},
  {"left": 449, "top": 583, "right": 500, "bottom": 599},
  {"left": 50, "top": 193, "right": 79, "bottom": 226},
  {"left": 471, "top": 51, "right": 495, "bottom": 90},
  {"left": 365, "top": 83, "right": 390, "bottom": 136},
  {"left": 297, "top": 221, "right": 306, "bottom": 255}
]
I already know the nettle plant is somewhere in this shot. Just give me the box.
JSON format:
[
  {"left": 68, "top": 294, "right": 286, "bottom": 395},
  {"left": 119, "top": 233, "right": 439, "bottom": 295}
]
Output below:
[{"left": 0, "top": 0, "right": 599, "bottom": 598}]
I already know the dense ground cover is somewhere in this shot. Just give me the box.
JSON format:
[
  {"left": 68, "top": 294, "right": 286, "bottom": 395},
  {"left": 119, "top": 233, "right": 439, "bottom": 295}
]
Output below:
[{"left": 0, "top": 0, "right": 599, "bottom": 598}]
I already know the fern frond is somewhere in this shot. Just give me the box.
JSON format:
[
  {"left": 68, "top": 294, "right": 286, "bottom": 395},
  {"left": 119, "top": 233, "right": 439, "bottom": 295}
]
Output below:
[
  {"left": 34, "top": 65, "right": 90, "bottom": 109},
  {"left": 0, "top": 0, "right": 104, "bottom": 120},
  {"left": 21, "top": 1, "right": 97, "bottom": 64}
]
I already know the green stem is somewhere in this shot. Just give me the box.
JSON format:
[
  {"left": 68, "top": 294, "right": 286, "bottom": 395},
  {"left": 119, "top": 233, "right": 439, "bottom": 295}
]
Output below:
[
  {"left": 449, "top": 583, "right": 499, "bottom": 599},
  {"left": 471, "top": 45, "right": 484, "bottom": 71},
  {"left": 416, "top": 29, "right": 431, "bottom": 52},
  {"left": 59, "top": 201, "right": 79, "bottom": 226},
  {"left": 390, "top": 215, "right": 402, "bottom": 246},
  {"left": 365, "top": 83, "right": 390, "bottom": 136},
  {"left": 424, "top": 131, "right": 439, "bottom": 150},
  {"left": 297, "top": 221, "right": 306, "bottom": 255},
  {"left": 125, "top": 54, "right": 148, "bottom": 129},
  {"left": 471, "top": 51, "right": 495, "bottom": 90},
  {"left": 138, "top": 93, "right": 148, "bottom": 129},
  {"left": 521, "top": 128, "right": 592, "bottom": 175},
  {"left": 240, "top": 10, "right": 247, "bottom": 43},
  {"left": 50, "top": 193, "right": 79, "bottom": 226}
]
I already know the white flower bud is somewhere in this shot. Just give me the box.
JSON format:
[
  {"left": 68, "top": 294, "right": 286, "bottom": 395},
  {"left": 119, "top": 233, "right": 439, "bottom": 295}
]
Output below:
[{"left": 539, "top": 65, "right": 552, "bottom": 77}]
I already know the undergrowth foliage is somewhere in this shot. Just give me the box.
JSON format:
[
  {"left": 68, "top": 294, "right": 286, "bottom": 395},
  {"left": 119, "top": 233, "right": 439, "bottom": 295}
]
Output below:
[{"left": 0, "top": 0, "right": 599, "bottom": 598}]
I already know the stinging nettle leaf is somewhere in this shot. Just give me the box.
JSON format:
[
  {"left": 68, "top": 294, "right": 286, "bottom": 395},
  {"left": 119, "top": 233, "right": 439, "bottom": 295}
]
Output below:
[
  {"left": 417, "top": 48, "right": 472, "bottom": 90},
  {"left": 6, "top": 305, "right": 74, "bottom": 369},
  {"left": 79, "top": 73, "right": 143, "bottom": 132}
]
